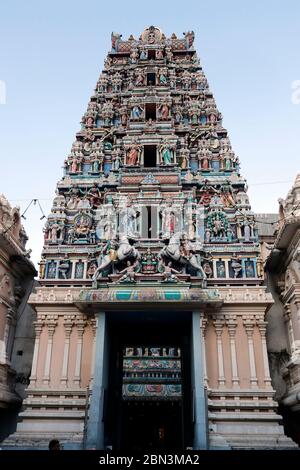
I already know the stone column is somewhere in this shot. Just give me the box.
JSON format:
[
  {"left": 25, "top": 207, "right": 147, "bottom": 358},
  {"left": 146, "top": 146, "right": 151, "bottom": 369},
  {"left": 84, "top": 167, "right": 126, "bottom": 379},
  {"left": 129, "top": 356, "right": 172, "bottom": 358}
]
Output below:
[
  {"left": 29, "top": 319, "right": 44, "bottom": 387},
  {"left": 191, "top": 311, "right": 208, "bottom": 450},
  {"left": 257, "top": 319, "right": 272, "bottom": 388},
  {"left": 42, "top": 316, "right": 57, "bottom": 385},
  {"left": 60, "top": 316, "right": 73, "bottom": 387},
  {"left": 284, "top": 304, "right": 296, "bottom": 355},
  {"left": 227, "top": 317, "right": 239, "bottom": 387},
  {"left": 244, "top": 317, "right": 258, "bottom": 388},
  {"left": 74, "top": 318, "right": 86, "bottom": 387},
  {"left": 214, "top": 319, "right": 226, "bottom": 388},
  {"left": 2, "top": 308, "right": 13, "bottom": 364},
  {"left": 224, "top": 260, "right": 230, "bottom": 278},
  {"left": 89, "top": 318, "right": 97, "bottom": 388},
  {"left": 200, "top": 313, "right": 208, "bottom": 387},
  {"left": 85, "top": 312, "right": 107, "bottom": 450},
  {"left": 293, "top": 298, "right": 300, "bottom": 343},
  {"left": 71, "top": 261, "right": 76, "bottom": 279}
]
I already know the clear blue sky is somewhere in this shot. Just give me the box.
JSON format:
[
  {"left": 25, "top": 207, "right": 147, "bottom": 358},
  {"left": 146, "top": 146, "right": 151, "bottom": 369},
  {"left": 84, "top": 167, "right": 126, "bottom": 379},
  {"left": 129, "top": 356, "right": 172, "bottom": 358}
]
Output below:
[{"left": 0, "top": 0, "right": 299, "bottom": 267}]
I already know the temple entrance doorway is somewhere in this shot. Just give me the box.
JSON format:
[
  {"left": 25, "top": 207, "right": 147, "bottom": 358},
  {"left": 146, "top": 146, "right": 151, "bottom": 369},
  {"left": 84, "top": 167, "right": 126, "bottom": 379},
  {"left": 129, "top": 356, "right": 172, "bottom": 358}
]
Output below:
[
  {"left": 105, "top": 311, "right": 193, "bottom": 451},
  {"left": 121, "top": 400, "right": 182, "bottom": 451}
]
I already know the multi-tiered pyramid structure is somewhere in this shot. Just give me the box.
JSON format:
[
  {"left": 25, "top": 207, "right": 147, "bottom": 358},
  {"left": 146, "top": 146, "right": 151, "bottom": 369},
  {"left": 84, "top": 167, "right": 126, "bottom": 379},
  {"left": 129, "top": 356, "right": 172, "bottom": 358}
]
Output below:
[{"left": 5, "top": 27, "right": 295, "bottom": 450}]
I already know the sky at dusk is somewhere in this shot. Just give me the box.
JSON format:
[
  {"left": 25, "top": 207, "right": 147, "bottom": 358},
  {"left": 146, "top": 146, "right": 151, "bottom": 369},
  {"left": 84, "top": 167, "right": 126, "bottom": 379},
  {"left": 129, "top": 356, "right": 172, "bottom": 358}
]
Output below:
[{"left": 0, "top": 0, "right": 299, "bottom": 268}]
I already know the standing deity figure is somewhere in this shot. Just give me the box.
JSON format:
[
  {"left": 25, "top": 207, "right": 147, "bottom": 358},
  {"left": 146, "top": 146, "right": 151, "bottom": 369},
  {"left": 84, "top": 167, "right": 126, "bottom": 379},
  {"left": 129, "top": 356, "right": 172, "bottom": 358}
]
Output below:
[
  {"left": 87, "top": 184, "right": 102, "bottom": 208},
  {"left": 157, "top": 68, "right": 168, "bottom": 85},
  {"left": 231, "top": 254, "right": 243, "bottom": 278},
  {"left": 184, "top": 31, "right": 195, "bottom": 49},
  {"left": 238, "top": 218, "right": 252, "bottom": 242},
  {"left": 184, "top": 201, "right": 196, "bottom": 240},
  {"left": 112, "top": 152, "right": 122, "bottom": 171},
  {"left": 50, "top": 222, "right": 60, "bottom": 243},
  {"left": 130, "top": 48, "right": 139, "bottom": 64},
  {"left": 119, "top": 103, "right": 128, "bottom": 126},
  {"left": 131, "top": 104, "right": 144, "bottom": 120},
  {"left": 38, "top": 257, "right": 47, "bottom": 279},
  {"left": 111, "top": 32, "right": 122, "bottom": 52},
  {"left": 182, "top": 70, "right": 191, "bottom": 90},
  {"left": 58, "top": 255, "right": 71, "bottom": 280},
  {"left": 173, "top": 104, "right": 183, "bottom": 124},
  {"left": 140, "top": 48, "right": 147, "bottom": 60},
  {"left": 159, "top": 140, "right": 174, "bottom": 165},
  {"left": 135, "top": 71, "right": 145, "bottom": 86},
  {"left": 96, "top": 204, "right": 117, "bottom": 240},
  {"left": 90, "top": 154, "right": 102, "bottom": 174},
  {"left": 119, "top": 199, "right": 140, "bottom": 238},
  {"left": 157, "top": 102, "right": 170, "bottom": 120},
  {"left": 169, "top": 69, "right": 176, "bottom": 89},
  {"left": 220, "top": 184, "right": 236, "bottom": 207},
  {"left": 156, "top": 49, "right": 164, "bottom": 60},
  {"left": 165, "top": 46, "right": 173, "bottom": 63},
  {"left": 125, "top": 140, "right": 141, "bottom": 166},
  {"left": 160, "top": 199, "right": 177, "bottom": 238}
]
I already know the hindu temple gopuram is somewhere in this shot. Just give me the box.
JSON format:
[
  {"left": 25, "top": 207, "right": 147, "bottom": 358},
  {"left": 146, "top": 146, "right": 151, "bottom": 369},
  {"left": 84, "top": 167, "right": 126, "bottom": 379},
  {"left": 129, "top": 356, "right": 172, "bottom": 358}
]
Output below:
[{"left": 4, "top": 27, "right": 296, "bottom": 450}]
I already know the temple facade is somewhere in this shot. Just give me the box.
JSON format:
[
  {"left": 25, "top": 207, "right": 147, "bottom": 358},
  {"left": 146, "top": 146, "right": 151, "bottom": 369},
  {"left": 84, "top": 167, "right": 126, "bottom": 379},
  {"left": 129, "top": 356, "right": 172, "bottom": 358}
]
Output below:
[
  {"left": 0, "top": 195, "right": 36, "bottom": 442},
  {"left": 265, "top": 175, "right": 300, "bottom": 445},
  {"left": 4, "top": 27, "right": 296, "bottom": 449}
]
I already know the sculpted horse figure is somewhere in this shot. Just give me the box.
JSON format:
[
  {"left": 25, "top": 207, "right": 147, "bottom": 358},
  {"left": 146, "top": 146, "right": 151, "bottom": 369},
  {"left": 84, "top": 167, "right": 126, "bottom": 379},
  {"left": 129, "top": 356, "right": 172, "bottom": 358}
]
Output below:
[
  {"left": 159, "top": 232, "right": 206, "bottom": 280},
  {"left": 92, "top": 235, "right": 140, "bottom": 283}
]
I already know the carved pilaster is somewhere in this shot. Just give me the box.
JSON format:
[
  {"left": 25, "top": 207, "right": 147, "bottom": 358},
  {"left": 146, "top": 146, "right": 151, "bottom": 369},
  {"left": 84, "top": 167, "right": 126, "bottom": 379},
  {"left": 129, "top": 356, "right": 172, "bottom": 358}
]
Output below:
[
  {"left": 200, "top": 313, "right": 208, "bottom": 387},
  {"left": 2, "top": 308, "right": 14, "bottom": 364},
  {"left": 226, "top": 317, "right": 239, "bottom": 388},
  {"left": 60, "top": 315, "right": 74, "bottom": 386},
  {"left": 73, "top": 317, "right": 86, "bottom": 387},
  {"left": 214, "top": 319, "right": 226, "bottom": 388},
  {"left": 42, "top": 316, "right": 58, "bottom": 385},
  {"left": 257, "top": 319, "right": 272, "bottom": 388},
  {"left": 29, "top": 318, "right": 44, "bottom": 387},
  {"left": 89, "top": 318, "right": 97, "bottom": 386},
  {"left": 283, "top": 304, "right": 295, "bottom": 355},
  {"left": 243, "top": 316, "right": 258, "bottom": 388}
]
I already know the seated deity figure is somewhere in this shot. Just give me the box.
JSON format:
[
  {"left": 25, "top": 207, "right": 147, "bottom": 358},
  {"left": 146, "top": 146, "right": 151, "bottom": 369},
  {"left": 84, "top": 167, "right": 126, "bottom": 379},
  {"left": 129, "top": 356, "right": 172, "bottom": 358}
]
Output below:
[
  {"left": 115, "top": 260, "right": 138, "bottom": 283},
  {"left": 162, "top": 261, "right": 181, "bottom": 283}
]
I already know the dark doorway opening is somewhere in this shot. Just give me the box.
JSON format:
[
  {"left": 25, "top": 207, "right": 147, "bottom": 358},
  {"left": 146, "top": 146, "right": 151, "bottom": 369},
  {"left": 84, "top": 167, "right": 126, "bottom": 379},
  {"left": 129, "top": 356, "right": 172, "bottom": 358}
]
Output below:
[
  {"left": 144, "top": 145, "right": 157, "bottom": 167},
  {"left": 122, "top": 401, "right": 182, "bottom": 451},
  {"left": 145, "top": 103, "right": 156, "bottom": 121},
  {"left": 148, "top": 50, "right": 155, "bottom": 60},
  {"left": 147, "top": 73, "right": 156, "bottom": 86},
  {"left": 147, "top": 206, "right": 152, "bottom": 238},
  {"left": 105, "top": 311, "right": 193, "bottom": 451}
]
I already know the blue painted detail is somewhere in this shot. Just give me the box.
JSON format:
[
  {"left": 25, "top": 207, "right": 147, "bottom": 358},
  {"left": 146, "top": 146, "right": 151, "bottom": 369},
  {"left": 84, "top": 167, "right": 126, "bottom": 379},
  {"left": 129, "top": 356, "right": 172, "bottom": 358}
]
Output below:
[
  {"left": 164, "top": 291, "right": 181, "bottom": 300},
  {"left": 211, "top": 160, "right": 219, "bottom": 171},
  {"left": 103, "top": 163, "right": 112, "bottom": 175},
  {"left": 190, "top": 159, "right": 198, "bottom": 172}
]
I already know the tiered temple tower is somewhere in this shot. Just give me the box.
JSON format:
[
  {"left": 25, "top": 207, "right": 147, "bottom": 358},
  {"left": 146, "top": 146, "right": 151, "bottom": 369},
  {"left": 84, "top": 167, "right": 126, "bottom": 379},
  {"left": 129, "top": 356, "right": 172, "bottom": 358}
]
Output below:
[{"left": 5, "top": 27, "right": 295, "bottom": 449}]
